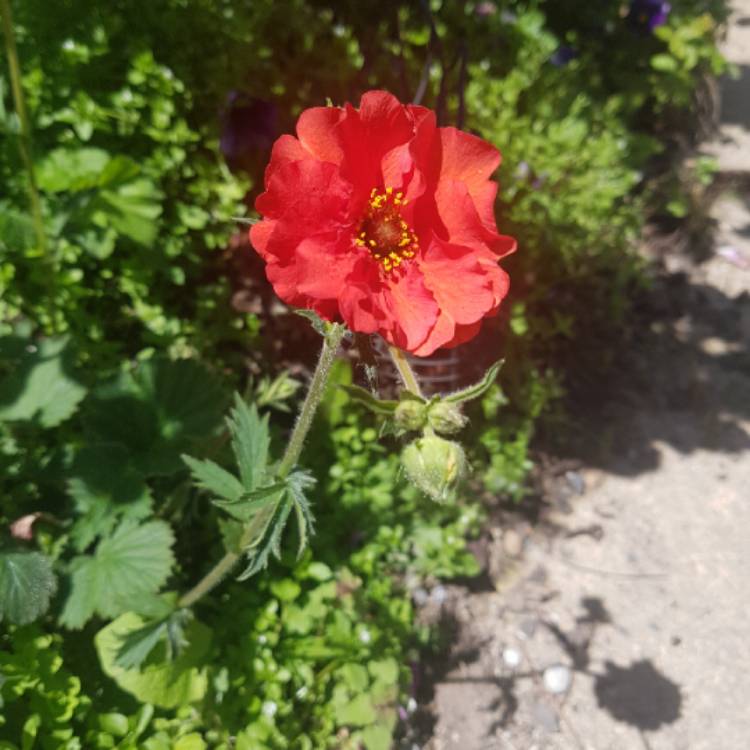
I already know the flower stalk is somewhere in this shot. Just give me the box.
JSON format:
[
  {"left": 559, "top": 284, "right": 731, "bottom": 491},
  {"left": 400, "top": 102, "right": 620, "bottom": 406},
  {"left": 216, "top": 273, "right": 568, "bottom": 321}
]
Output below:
[
  {"left": 0, "top": 0, "right": 47, "bottom": 255},
  {"left": 388, "top": 345, "right": 424, "bottom": 398},
  {"left": 178, "top": 324, "right": 346, "bottom": 609}
]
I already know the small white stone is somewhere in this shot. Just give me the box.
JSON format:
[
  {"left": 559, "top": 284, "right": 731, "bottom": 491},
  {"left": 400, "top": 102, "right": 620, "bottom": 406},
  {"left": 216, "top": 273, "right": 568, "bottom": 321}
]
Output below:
[
  {"left": 543, "top": 664, "right": 572, "bottom": 694},
  {"left": 502, "top": 647, "right": 521, "bottom": 668},
  {"left": 431, "top": 585, "right": 447, "bottom": 604}
]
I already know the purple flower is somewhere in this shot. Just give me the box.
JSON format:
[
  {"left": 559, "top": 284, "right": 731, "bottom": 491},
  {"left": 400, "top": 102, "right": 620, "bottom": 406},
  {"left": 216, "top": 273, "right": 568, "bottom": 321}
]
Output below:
[
  {"left": 627, "top": 0, "right": 671, "bottom": 32},
  {"left": 220, "top": 93, "right": 277, "bottom": 169},
  {"left": 550, "top": 45, "right": 578, "bottom": 67}
]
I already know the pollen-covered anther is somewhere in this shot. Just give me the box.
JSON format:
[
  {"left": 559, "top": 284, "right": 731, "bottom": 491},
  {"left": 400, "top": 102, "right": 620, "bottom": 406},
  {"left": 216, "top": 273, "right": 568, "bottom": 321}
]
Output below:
[{"left": 355, "top": 187, "right": 419, "bottom": 273}]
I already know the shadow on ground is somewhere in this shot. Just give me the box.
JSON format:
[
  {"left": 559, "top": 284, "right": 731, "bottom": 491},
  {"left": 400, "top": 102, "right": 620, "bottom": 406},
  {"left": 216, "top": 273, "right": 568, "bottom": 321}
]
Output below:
[
  {"left": 409, "top": 596, "right": 683, "bottom": 747},
  {"left": 539, "top": 263, "right": 750, "bottom": 476}
]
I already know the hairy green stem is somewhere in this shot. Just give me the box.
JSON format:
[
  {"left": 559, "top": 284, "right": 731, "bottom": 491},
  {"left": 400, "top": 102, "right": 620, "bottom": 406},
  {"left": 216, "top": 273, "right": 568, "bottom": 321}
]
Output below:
[
  {"left": 388, "top": 345, "right": 424, "bottom": 398},
  {"left": 178, "top": 325, "right": 346, "bottom": 609},
  {"left": 0, "top": 0, "right": 47, "bottom": 254}
]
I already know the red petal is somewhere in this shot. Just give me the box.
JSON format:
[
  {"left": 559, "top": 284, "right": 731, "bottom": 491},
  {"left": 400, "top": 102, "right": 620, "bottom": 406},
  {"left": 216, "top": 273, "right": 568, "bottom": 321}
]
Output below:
[
  {"left": 339, "top": 257, "right": 388, "bottom": 334},
  {"left": 439, "top": 126, "right": 501, "bottom": 191},
  {"left": 249, "top": 219, "right": 276, "bottom": 259},
  {"left": 435, "top": 180, "right": 516, "bottom": 258},
  {"left": 255, "top": 159, "right": 352, "bottom": 227},
  {"left": 269, "top": 134, "right": 309, "bottom": 165},
  {"left": 296, "top": 238, "right": 360, "bottom": 300},
  {"left": 296, "top": 106, "right": 345, "bottom": 163},
  {"left": 412, "top": 237, "right": 509, "bottom": 356},
  {"left": 377, "top": 262, "right": 439, "bottom": 352},
  {"left": 419, "top": 238, "right": 496, "bottom": 326},
  {"left": 338, "top": 91, "right": 415, "bottom": 193}
]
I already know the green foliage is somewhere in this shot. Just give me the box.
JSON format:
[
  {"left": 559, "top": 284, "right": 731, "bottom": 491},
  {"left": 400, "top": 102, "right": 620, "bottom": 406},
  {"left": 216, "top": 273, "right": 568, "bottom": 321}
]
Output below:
[
  {"left": 60, "top": 520, "right": 175, "bottom": 629},
  {"left": 85, "top": 358, "right": 228, "bottom": 476},
  {"left": 96, "top": 612, "right": 211, "bottom": 708},
  {"left": 0, "top": 335, "right": 86, "bottom": 428},
  {"left": 0, "top": 551, "right": 57, "bottom": 625},
  {"left": 0, "top": 0, "right": 725, "bottom": 746}
]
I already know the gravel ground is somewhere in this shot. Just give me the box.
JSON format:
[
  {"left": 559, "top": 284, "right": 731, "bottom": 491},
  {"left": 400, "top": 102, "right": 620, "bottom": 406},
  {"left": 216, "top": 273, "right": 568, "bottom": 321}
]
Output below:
[{"left": 421, "top": 3, "right": 750, "bottom": 748}]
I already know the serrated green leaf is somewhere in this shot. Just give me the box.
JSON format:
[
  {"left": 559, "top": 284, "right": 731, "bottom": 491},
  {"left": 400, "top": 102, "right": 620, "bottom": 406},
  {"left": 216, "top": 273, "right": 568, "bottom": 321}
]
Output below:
[
  {"left": 211, "top": 482, "right": 286, "bottom": 522},
  {"left": 182, "top": 454, "right": 244, "bottom": 503},
  {"left": 60, "top": 520, "right": 175, "bottom": 629},
  {"left": 96, "top": 611, "right": 210, "bottom": 708},
  {"left": 85, "top": 359, "right": 228, "bottom": 476},
  {"left": 287, "top": 470, "right": 316, "bottom": 558},
  {"left": 113, "top": 606, "right": 186, "bottom": 669},
  {"left": 340, "top": 385, "right": 399, "bottom": 415},
  {"left": 444, "top": 360, "right": 504, "bottom": 404},
  {"left": 0, "top": 551, "right": 57, "bottom": 625},
  {"left": 0, "top": 337, "right": 86, "bottom": 427},
  {"left": 227, "top": 394, "right": 270, "bottom": 491},
  {"left": 114, "top": 618, "right": 168, "bottom": 670},
  {"left": 68, "top": 444, "right": 153, "bottom": 551},
  {"left": 237, "top": 496, "right": 292, "bottom": 580}
]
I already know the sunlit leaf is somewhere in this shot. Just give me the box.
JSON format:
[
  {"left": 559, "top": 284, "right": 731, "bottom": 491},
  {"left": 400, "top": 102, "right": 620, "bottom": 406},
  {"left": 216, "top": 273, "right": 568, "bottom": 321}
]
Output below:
[
  {"left": 96, "top": 611, "right": 210, "bottom": 708},
  {"left": 0, "top": 336, "right": 87, "bottom": 428},
  {"left": 60, "top": 520, "right": 175, "bottom": 629}
]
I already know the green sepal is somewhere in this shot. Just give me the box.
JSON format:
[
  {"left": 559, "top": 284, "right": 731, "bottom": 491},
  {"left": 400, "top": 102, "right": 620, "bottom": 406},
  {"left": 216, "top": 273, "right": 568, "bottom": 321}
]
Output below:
[
  {"left": 444, "top": 359, "right": 504, "bottom": 404},
  {"left": 294, "top": 310, "right": 347, "bottom": 341},
  {"left": 340, "top": 384, "right": 399, "bottom": 415}
]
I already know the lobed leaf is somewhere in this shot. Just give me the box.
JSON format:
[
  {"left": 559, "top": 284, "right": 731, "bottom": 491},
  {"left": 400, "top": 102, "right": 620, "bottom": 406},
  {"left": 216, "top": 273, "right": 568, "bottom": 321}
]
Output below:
[
  {"left": 84, "top": 359, "right": 228, "bottom": 476},
  {"left": 96, "top": 611, "right": 211, "bottom": 709},
  {"left": 0, "top": 337, "right": 87, "bottom": 428},
  {"left": 60, "top": 520, "right": 175, "bottom": 629}
]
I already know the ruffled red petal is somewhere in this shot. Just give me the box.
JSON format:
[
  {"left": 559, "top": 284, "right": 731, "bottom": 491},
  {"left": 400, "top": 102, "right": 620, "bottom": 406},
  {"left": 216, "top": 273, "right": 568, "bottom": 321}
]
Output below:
[
  {"left": 413, "top": 237, "right": 509, "bottom": 356},
  {"left": 250, "top": 91, "right": 516, "bottom": 356}
]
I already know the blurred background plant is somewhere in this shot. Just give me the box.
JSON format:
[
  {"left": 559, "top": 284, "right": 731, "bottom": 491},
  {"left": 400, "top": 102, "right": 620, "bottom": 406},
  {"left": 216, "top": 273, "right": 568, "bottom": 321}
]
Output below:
[{"left": 0, "top": 0, "right": 727, "bottom": 747}]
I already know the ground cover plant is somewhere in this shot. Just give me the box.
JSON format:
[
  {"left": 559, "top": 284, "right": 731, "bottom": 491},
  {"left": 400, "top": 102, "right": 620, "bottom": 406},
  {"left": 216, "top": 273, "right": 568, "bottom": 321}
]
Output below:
[{"left": 0, "top": 1, "right": 726, "bottom": 747}]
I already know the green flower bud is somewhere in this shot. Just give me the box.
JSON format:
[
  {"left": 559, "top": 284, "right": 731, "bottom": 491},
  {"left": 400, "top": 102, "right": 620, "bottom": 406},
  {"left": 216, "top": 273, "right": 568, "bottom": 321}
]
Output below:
[
  {"left": 394, "top": 399, "right": 427, "bottom": 431},
  {"left": 401, "top": 435, "right": 466, "bottom": 502},
  {"left": 427, "top": 401, "right": 468, "bottom": 435}
]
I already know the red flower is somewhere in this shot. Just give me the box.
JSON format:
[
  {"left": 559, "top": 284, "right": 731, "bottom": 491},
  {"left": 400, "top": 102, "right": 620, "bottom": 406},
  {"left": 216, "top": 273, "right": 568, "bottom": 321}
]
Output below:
[{"left": 250, "top": 90, "right": 516, "bottom": 356}]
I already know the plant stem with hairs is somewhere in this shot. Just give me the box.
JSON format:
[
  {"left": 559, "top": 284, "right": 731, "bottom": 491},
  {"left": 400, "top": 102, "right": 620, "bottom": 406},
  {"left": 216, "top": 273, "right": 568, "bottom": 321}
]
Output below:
[
  {"left": 388, "top": 345, "right": 424, "bottom": 398},
  {"left": 179, "top": 324, "right": 346, "bottom": 609}
]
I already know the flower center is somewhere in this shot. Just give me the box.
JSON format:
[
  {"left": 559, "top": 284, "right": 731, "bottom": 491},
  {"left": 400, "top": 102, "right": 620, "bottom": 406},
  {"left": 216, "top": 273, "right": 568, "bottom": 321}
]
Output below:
[{"left": 354, "top": 187, "right": 419, "bottom": 273}]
